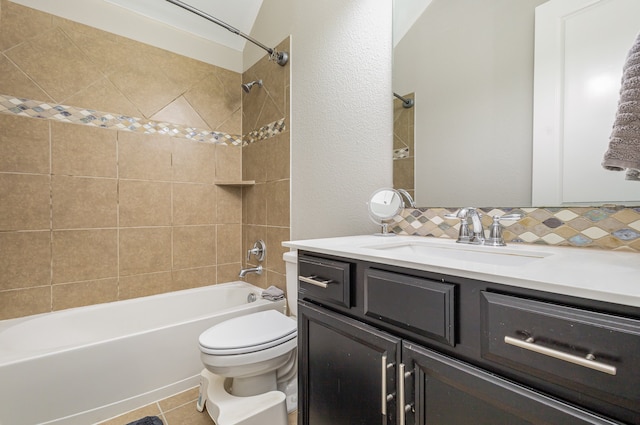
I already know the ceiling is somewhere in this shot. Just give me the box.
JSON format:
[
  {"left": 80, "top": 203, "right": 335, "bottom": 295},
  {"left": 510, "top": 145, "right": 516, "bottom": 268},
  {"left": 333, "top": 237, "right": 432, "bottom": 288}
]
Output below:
[{"left": 104, "top": 0, "right": 264, "bottom": 52}]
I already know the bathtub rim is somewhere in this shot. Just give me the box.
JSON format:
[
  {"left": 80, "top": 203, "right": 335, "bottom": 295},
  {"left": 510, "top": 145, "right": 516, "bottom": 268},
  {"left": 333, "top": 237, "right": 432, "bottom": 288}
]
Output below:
[{"left": 0, "top": 281, "right": 280, "bottom": 366}]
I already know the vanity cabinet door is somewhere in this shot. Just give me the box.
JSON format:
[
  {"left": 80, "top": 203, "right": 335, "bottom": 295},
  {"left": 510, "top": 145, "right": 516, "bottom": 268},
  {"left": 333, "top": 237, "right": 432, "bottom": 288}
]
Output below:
[
  {"left": 402, "top": 342, "right": 619, "bottom": 425},
  {"left": 298, "top": 300, "right": 401, "bottom": 425}
]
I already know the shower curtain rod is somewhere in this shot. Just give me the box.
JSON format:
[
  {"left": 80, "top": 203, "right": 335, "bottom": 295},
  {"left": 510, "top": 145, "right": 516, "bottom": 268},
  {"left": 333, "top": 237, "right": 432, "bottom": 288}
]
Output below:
[
  {"left": 165, "top": 0, "right": 289, "bottom": 66},
  {"left": 393, "top": 92, "right": 414, "bottom": 108}
]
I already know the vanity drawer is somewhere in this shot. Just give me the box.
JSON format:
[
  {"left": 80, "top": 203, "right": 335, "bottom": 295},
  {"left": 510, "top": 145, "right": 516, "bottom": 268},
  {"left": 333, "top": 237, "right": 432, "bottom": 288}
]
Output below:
[
  {"left": 364, "top": 268, "right": 456, "bottom": 346},
  {"left": 481, "top": 291, "right": 640, "bottom": 419},
  {"left": 298, "top": 255, "right": 351, "bottom": 308}
]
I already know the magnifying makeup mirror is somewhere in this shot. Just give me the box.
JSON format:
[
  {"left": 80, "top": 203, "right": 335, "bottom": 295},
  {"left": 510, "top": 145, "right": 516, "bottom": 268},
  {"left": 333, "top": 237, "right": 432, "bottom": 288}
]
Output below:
[{"left": 367, "top": 188, "right": 403, "bottom": 236}]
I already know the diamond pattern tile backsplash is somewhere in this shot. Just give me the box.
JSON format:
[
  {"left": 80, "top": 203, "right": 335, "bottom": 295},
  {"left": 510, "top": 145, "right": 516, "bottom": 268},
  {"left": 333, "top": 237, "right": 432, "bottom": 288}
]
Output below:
[{"left": 392, "top": 206, "right": 640, "bottom": 252}]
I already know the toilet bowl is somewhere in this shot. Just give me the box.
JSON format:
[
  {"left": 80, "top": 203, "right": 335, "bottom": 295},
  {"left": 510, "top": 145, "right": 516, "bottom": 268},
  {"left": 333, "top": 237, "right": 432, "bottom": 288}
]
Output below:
[{"left": 196, "top": 251, "right": 299, "bottom": 425}]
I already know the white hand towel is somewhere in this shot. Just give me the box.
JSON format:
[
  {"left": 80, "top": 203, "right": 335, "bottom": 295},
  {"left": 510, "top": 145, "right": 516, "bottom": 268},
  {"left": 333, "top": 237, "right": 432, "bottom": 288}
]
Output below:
[{"left": 602, "top": 32, "right": 640, "bottom": 180}]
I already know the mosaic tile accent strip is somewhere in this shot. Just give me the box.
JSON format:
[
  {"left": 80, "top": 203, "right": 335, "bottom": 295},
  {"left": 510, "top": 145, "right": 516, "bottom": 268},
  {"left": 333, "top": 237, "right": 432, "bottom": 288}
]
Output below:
[
  {"left": 0, "top": 94, "right": 246, "bottom": 145},
  {"left": 393, "top": 147, "right": 409, "bottom": 160},
  {"left": 391, "top": 206, "right": 640, "bottom": 252},
  {"left": 243, "top": 118, "right": 287, "bottom": 146}
]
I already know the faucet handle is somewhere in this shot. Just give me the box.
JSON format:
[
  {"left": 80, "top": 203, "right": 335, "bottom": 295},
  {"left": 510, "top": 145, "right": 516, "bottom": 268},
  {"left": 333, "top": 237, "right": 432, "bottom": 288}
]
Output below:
[
  {"left": 486, "top": 213, "right": 523, "bottom": 246},
  {"left": 247, "top": 240, "right": 266, "bottom": 262},
  {"left": 444, "top": 212, "right": 474, "bottom": 243}
]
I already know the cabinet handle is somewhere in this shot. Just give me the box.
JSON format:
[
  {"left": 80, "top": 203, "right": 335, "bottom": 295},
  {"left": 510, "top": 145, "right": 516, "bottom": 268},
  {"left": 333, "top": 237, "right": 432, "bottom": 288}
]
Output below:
[
  {"left": 504, "top": 336, "right": 617, "bottom": 376},
  {"left": 298, "top": 275, "right": 333, "bottom": 288},
  {"left": 398, "top": 363, "right": 406, "bottom": 425},
  {"left": 381, "top": 355, "right": 395, "bottom": 416},
  {"left": 398, "top": 363, "right": 413, "bottom": 425}
]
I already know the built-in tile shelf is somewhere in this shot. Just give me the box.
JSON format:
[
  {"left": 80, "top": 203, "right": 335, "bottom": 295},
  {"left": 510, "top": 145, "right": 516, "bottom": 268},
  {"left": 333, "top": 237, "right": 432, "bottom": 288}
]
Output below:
[{"left": 214, "top": 180, "right": 256, "bottom": 186}]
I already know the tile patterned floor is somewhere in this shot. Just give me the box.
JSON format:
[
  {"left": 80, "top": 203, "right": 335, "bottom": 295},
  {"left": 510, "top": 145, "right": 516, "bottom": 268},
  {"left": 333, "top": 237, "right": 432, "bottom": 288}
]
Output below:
[{"left": 96, "top": 386, "right": 297, "bottom": 425}]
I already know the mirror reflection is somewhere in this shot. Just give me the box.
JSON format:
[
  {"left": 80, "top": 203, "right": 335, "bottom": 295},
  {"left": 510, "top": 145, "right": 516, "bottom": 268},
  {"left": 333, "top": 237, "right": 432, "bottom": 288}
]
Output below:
[{"left": 393, "top": 0, "right": 640, "bottom": 207}]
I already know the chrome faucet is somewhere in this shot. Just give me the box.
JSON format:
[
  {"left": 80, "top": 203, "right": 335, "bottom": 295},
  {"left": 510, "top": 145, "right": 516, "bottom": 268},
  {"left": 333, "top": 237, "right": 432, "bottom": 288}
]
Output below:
[
  {"left": 396, "top": 189, "right": 416, "bottom": 208},
  {"left": 239, "top": 264, "right": 263, "bottom": 278},
  {"left": 446, "top": 208, "right": 523, "bottom": 246},
  {"left": 455, "top": 207, "right": 485, "bottom": 245}
]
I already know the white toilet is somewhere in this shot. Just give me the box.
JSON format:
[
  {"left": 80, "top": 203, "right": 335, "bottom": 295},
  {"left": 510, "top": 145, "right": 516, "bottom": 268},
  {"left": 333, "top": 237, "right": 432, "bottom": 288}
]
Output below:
[{"left": 196, "top": 251, "right": 298, "bottom": 425}]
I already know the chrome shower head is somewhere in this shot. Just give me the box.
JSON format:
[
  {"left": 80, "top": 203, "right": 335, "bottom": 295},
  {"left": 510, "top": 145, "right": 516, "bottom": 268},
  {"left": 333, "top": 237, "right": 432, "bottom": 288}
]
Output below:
[{"left": 242, "top": 79, "right": 263, "bottom": 93}]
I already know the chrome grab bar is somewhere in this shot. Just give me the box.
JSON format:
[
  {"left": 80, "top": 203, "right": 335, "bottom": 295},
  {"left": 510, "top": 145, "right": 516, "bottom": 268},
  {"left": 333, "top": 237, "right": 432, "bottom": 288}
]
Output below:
[
  {"left": 504, "top": 336, "right": 616, "bottom": 376},
  {"left": 298, "top": 275, "right": 333, "bottom": 288}
]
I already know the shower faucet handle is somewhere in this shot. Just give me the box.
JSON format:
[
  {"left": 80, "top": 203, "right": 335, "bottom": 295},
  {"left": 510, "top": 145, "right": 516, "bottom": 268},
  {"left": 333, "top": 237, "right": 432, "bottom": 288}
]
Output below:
[{"left": 247, "top": 240, "right": 266, "bottom": 262}]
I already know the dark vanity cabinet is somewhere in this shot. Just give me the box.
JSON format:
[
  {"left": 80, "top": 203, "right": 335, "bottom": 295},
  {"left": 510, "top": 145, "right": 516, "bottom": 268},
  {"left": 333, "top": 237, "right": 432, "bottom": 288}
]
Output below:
[{"left": 296, "top": 251, "right": 640, "bottom": 425}]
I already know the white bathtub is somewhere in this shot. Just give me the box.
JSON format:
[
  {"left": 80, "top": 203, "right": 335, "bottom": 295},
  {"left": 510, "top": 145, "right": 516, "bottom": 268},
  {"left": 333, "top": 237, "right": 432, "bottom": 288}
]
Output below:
[{"left": 0, "top": 282, "right": 286, "bottom": 425}]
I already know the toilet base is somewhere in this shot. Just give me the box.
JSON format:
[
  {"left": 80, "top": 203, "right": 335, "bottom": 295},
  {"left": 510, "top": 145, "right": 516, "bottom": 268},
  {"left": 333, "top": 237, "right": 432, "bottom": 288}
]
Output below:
[{"left": 197, "top": 369, "right": 288, "bottom": 425}]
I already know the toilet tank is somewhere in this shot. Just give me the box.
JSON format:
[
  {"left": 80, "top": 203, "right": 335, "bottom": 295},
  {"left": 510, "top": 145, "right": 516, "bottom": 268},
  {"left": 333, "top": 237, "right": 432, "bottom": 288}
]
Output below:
[{"left": 283, "top": 251, "right": 298, "bottom": 317}]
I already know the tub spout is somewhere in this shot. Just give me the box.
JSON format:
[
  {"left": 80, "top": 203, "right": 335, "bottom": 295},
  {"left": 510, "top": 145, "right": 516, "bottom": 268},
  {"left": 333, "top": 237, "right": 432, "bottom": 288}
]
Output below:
[{"left": 239, "top": 265, "right": 263, "bottom": 278}]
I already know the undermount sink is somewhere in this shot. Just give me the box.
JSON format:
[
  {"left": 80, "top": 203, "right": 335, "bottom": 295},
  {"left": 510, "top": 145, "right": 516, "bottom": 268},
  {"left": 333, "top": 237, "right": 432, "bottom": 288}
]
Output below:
[{"left": 363, "top": 240, "right": 553, "bottom": 267}]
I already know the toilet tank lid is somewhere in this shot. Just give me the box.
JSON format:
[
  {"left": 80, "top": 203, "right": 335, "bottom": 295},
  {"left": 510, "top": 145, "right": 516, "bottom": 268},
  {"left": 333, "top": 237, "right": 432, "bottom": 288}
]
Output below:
[{"left": 199, "top": 310, "right": 296, "bottom": 351}]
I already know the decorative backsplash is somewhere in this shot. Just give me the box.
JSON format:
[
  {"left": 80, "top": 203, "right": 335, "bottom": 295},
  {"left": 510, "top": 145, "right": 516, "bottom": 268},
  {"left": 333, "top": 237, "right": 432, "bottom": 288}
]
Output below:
[
  {"left": 392, "top": 206, "right": 640, "bottom": 252},
  {"left": 0, "top": 94, "right": 286, "bottom": 146}
]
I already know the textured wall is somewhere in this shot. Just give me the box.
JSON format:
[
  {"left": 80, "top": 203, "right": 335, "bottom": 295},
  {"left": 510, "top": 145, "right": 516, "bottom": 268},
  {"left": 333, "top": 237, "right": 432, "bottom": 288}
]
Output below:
[{"left": 290, "top": 0, "right": 394, "bottom": 239}]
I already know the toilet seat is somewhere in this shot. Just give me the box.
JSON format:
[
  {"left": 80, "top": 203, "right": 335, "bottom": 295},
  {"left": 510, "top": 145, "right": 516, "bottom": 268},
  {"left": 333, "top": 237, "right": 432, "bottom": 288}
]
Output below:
[{"left": 199, "top": 310, "right": 297, "bottom": 355}]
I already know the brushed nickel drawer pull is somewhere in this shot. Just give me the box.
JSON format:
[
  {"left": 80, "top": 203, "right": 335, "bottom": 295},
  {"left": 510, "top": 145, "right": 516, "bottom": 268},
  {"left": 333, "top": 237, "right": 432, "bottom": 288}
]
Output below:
[
  {"left": 381, "top": 355, "right": 395, "bottom": 416},
  {"left": 299, "top": 275, "right": 333, "bottom": 288},
  {"left": 504, "top": 336, "right": 617, "bottom": 376}
]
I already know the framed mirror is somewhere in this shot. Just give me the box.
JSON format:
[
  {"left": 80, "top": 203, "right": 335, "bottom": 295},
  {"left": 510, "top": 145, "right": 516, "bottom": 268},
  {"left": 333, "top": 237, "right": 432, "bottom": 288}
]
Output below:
[{"left": 393, "top": 0, "right": 640, "bottom": 207}]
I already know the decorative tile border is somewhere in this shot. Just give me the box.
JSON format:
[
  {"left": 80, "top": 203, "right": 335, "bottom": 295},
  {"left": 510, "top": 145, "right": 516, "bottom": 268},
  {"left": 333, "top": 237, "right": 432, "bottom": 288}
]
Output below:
[
  {"left": 243, "top": 118, "right": 286, "bottom": 146},
  {"left": 393, "top": 147, "right": 409, "bottom": 160},
  {"left": 392, "top": 206, "right": 640, "bottom": 252},
  {"left": 0, "top": 94, "right": 286, "bottom": 146}
]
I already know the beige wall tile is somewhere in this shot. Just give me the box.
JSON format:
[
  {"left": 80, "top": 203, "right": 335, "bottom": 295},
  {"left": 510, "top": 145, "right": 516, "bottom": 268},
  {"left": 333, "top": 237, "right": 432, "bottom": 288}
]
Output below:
[
  {"left": 119, "top": 180, "right": 172, "bottom": 227},
  {"left": 217, "top": 263, "right": 241, "bottom": 284},
  {"left": 5, "top": 28, "right": 102, "bottom": 102},
  {"left": 150, "top": 96, "right": 209, "bottom": 130},
  {"left": 118, "top": 271, "right": 173, "bottom": 300},
  {"left": 52, "top": 278, "right": 118, "bottom": 310},
  {"left": 0, "top": 0, "right": 54, "bottom": 52},
  {"left": 173, "top": 225, "right": 216, "bottom": 270},
  {"left": 173, "top": 139, "right": 216, "bottom": 184},
  {"left": 0, "top": 173, "right": 51, "bottom": 231},
  {"left": 107, "top": 49, "right": 184, "bottom": 118},
  {"left": 216, "top": 186, "right": 242, "bottom": 224},
  {"left": 0, "top": 287, "right": 51, "bottom": 320},
  {"left": 242, "top": 183, "right": 267, "bottom": 225},
  {"left": 64, "top": 78, "right": 141, "bottom": 119},
  {"left": 0, "top": 231, "right": 51, "bottom": 291},
  {"left": 52, "top": 176, "right": 117, "bottom": 229},
  {"left": 119, "top": 227, "right": 172, "bottom": 276},
  {"left": 172, "top": 266, "right": 217, "bottom": 291},
  {"left": 242, "top": 142, "right": 267, "bottom": 182},
  {"left": 216, "top": 224, "right": 242, "bottom": 265},
  {"left": 0, "top": 114, "right": 50, "bottom": 174},
  {"left": 51, "top": 121, "right": 117, "bottom": 178},
  {"left": 173, "top": 183, "right": 216, "bottom": 225},
  {"left": 118, "top": 132, "right": 172, "bottom": 181},
  {"left": 184, "top": 72, "right": 240, "bottom": 130},
  {"left": 266, "top": 180, "right": 290, "bottom": 227},
  {"left": 215, "top": 144, "right": 242, "bottom": 182},
  {"left": 0, "top": 55, "right": 53, "bottom": 101},
  {"left": 52, "top": 229, "right": 117, "bottom": 283},
  {"left": 266, "top": 134, "right": 290, "bottom": 182}
]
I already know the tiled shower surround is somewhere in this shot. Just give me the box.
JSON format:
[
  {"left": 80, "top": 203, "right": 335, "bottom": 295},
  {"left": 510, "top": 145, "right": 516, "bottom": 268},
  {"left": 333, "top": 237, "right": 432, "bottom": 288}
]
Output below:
[
  {"left": 0, "top": 0, "right": 290, "bottom": 320},
  {"left": 392, "top": 207, "right": 640, "bottom": 252}
]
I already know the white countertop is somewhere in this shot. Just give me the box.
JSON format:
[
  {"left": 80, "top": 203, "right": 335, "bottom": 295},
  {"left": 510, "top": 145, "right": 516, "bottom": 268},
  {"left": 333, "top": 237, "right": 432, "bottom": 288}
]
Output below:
[{"left": 284, "top": 235, "right": 640, "bottom": 308}]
